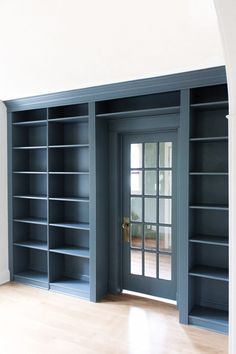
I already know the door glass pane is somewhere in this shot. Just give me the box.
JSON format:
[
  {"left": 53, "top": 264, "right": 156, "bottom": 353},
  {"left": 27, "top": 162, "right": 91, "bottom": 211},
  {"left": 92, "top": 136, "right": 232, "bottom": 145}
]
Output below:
[
  {"left": 131, "top": 144, "right": 142, "bottom": 168},
  {"left": 131, "top": 198, "right": 142, "bottom": 222},
  {"left": 159, "top": 142, "right": 172, "bottom": 168},
  {"left": 159, "top": 198, "right": 172, "bottom": 224},
  {"left": 159, "top": 171, "right": 172, "bottom": 196},
  {"left": 159, "top": 254, "right": 171, "bottom": 280},
  {"left": 144, "top": 171, "right": 156, "bottom": 195},
  {"left": 130, "top": 223, "right": 142, "bottom": 249},
  {"left": 131, "top": 250, "right": 142, "bottom": 275},
  {"left": 159, "top": 226, "right": 172, "bottom": 252},
  {"left": 131, "top": 170, "right": 142, "bottom": 195},
  {"left": 144, "top": 143, "right": 157, "bottom": 168},
  {"left": 144, "top": 224, "right": 157, "bottom": 250},
  {"left": 144, "top": 252, "right": 156, "bottom": 278},
  {"left": 144, "top": 198, "right": 156, "bottom": 223}
]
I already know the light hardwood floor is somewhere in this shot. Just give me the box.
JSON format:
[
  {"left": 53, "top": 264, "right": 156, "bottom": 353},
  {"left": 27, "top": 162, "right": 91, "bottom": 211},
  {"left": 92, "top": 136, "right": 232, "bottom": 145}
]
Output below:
[{"left": 0, "top": 283, "right": 227, "bottom": 354}]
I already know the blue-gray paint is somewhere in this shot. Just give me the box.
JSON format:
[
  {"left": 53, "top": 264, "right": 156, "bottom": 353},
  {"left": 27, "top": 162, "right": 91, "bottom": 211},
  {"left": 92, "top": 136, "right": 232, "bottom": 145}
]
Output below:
[
  {"left": 178, "top": 89, "right": 190, "bottom": 323},
  {"left": 7, "top": 66, "right": 228, "bottom": 333},
  {"left": 5, "top": 67, "right": 226, "bottom": 112},
  {"left": 88, "top": 102, "right": 96, "bottom": 301}
]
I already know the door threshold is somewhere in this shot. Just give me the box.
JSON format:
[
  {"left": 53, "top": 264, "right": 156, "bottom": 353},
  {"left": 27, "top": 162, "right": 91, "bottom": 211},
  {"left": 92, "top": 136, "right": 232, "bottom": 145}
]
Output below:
[{"left": 122, "top": 289, "right": 177, "bottom": 306}]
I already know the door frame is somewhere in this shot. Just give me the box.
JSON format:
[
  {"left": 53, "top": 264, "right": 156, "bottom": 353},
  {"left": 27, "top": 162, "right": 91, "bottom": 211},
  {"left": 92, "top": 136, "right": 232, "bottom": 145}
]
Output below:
[
  {"left": 122, "top": 131, "right": 178, "bottom": 300},
  {"left": 108, "top": 112, "right": 181, "bottom": 302}
]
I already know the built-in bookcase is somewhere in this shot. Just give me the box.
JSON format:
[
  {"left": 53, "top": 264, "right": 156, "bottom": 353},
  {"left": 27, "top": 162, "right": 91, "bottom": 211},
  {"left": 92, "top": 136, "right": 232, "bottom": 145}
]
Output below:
[
  {"left": 188, "top": 84, "right": 229, "bottom": 333},
  {"left": 8, "top": 67, "right": 229, "bottom": 333},
  {"left": 11, "top": 104, "right": 90, "bottom": 299}
]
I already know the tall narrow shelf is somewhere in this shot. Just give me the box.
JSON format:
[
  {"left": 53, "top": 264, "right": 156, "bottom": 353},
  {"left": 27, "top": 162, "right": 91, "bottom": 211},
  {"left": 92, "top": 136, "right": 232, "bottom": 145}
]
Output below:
[
  {"left": 11, "top": 108, "right": 49, "bottom": 289},
  {"left": 48, "top": 104, "right": 90, "bottom": 299},
  {"left": 188, "top": 84, "right": 229, "bottom": 333},
  {"left": 11, "top": 103, "right": 91, "bottom": 299},
  {"left": 13, "top": 246, "right": 48, "bottom": 289}
]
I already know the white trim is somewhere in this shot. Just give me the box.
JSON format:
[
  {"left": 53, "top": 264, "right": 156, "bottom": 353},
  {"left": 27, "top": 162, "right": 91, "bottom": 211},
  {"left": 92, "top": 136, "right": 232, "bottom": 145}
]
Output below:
[
  {"left": 0, "top": 270, "right": 10, "bottom": 285},
  {"left": 0, "top": 101, "right": 10, "bottom": 285}
]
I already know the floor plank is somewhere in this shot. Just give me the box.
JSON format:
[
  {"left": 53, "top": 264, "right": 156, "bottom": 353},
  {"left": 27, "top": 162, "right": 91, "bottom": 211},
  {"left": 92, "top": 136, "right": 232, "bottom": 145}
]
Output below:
[{"left": 0, "top": 282, "right": 228, "bottom": 354}]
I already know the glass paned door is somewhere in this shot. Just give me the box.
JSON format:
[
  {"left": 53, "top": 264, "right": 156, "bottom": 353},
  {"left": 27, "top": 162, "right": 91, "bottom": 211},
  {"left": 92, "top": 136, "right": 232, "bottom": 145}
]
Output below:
[{"left": 122, "top": 132, "right": 177, "bottom": 300}]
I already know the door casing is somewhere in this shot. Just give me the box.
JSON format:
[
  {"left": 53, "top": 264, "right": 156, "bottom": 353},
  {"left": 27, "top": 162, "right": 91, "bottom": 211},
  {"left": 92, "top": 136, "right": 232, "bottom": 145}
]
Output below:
[
  {"left": 108, "top": 113, "right": 180, "bottom": 303},
  {"left": 122, "top": 131, "right": 177, "bottom": 300}
]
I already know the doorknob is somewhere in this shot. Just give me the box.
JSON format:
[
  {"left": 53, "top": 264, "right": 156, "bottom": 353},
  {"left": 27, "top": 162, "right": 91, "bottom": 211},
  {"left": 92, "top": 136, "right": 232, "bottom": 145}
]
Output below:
[{"left": 122, "top": 217, "right": 130, "bottom": 242}]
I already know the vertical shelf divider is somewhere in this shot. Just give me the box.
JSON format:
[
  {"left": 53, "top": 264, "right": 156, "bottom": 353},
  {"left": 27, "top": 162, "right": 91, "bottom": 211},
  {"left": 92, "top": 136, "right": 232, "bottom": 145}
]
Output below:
[
  {"left": 88, "top": 102, "right": 96, "bottom": 302},
  {"left": 178, "top": 89, "right": 190, "bottom": 324}
]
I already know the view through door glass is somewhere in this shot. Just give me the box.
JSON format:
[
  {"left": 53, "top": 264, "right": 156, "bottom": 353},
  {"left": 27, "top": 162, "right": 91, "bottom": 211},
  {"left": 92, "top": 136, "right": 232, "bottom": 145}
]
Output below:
[{"left": 122, "top": 132, "right": 177, "bottom": 300}]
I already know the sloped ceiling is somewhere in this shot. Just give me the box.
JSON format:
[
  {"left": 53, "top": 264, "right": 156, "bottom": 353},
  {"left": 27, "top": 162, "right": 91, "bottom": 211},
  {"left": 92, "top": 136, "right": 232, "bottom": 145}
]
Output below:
[{"left": 0, "top": 0, "right": 224, "bottom": 100}]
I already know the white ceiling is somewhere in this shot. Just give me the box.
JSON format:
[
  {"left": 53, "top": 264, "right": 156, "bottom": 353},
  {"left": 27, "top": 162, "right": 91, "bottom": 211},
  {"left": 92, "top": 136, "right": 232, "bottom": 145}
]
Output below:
[{"left": 0, "top": 0, "right": 224, "bottom": 100}]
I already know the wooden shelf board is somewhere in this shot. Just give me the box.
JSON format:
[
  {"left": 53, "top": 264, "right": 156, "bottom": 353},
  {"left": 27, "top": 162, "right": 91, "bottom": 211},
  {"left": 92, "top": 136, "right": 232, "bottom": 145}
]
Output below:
[
  {"left": 14, "top": 270, "right": 48, "bottom": 283},
  {"left": 189, "top": 265, "right": 228, "bottom": 281},
  {"left": 48, "top": 116, "right": 88, "bottom": 123},
  {"left": 189, "top": 204, "right": 228, "bottom": 211},
  {"left": 13, "top": 146, "right": 47, "bottom": 150},
  {"left": 189, "top": 172, "right": 228, "bottom": 176},
  {"left": 50, "top": 247, "right": 89, "bottom": 258},
  {"left": 14, "top": 218, "right": 47, "bottom": 225},
  {"left": 49, "top": 144, "right": 89, "bottom": 149},
  {"left": 190, "top": 101, "right": 228, "bottom": 109},
  {"left": 50, "top": 277, "right": 89, "bottom": 292},
  {"left": 14, "top": 240, "right": 47, "bottom": 251},
  {"left": 49, "top": 171, "right": 89, "bottom": 175},
  {"left": 13, "top": 194, "right": 47, "bottom": 200},
  {"left": 49, "top": 222, "right": 90, "bottom": 230},
  {"left": 13, "top": 171, "right": 47, "bottom": 174},
  {"left": 13, "top": 120, "right": 47, "bottom": 126},
  {"left": 190, "top": 136, "right": 228, "bottom": 142},
  {"left": 49, "top": 197, "right": 89, "bottom": 202},
  {"left": 96, "top": 106, "right": 180, "bottom": 118},
  {"left": 189, "top": 306, "right": 228, "bottom": 326},
  {"left": 189, "top": 235, "right": 228, "bottom": 246}
]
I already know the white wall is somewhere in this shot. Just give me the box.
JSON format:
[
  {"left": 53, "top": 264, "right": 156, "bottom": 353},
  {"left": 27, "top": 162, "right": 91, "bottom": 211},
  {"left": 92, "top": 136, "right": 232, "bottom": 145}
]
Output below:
[
  {"left": 214, "top": 1, "right": 236, "bottom": 352},
  {"left": 0, "top": 101, "right": 9, "bottom": 284},
  {"left": 0, "top": 0, "right": 224, "bottom": 100}
]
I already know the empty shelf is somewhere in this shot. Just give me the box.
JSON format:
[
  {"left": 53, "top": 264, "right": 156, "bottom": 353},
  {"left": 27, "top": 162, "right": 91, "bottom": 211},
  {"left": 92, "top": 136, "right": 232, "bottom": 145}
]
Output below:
[
  {"left": 96, "top": 106, "right": 180, "bottom": 118},
  {"left": 49, "top": 172, "right": 89, "bottom": 175},
  {"left": 14, "top": 194, "right": 47, "bottom": 200},
  {"left": 50, "top": 247, "right": 89, "bottom": 258},
  {"left": 13, "top": 171, "right": 47, "bottom": 174},
  {"left": 50, "top": 277, "right": 89, "bottom": 294},
  {"left": 189, "top": 306, "right": 228, "bottom": 333},
  {"left": 189, "top": 172, "right": 228, "bottom": 176},
  {"left": 14, "top": 218, "right": 47, "bottom": 225},
  {"left": 190, "top": 101, "right": 228, "bottom": 109},
  {"left": 13, "top": 146, "right": 47, "bottom": 150},
  {"left": 189, "top": 204, "right": 228, "bottom": 211},
  {"left": 13, "top": 120, "right": 47, "bottom": 126},
  {"left": 14, "top": 270, "right": 48, "bottom": 283},
  {"left": 189, "top": 265, "right": 228, "bottom": 281},
  {"left": 49, "top": 116, "right": 88, "bottom": 123},
  {"left": 49, "top": 222, "right": 90, "bottom": 230},
  {"left": 189, "top": 235, "right": 228, "bottom": 246},
  {"left": 49, "top": 197, "right": 89, "bottom": 202},
  {"left": 49, "top": 144, "right": 89, "bottom": 148},
  {"left": 190, "top": 136, "right": 228, "bottom": 142},
  {"left": 14, "top": 240, "right": 47, "bottom": 251}
]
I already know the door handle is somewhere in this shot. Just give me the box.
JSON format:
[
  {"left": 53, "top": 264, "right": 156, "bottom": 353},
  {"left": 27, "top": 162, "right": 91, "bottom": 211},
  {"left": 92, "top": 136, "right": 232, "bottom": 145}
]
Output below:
[{"left": 122, "top": 217, "right": 130, "bottom": 242}]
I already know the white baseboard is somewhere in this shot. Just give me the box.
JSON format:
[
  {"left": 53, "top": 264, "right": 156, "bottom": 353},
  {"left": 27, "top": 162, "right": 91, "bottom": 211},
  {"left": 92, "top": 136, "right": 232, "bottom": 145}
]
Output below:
[{"left": 0, "top": 269, "right": 10, "bottom": 285}]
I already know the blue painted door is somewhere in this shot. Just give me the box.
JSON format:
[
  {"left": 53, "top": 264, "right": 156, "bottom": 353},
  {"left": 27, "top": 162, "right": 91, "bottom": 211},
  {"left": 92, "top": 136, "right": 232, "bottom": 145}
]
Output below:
[{"left": 122, "top": 132, "right": 177, "bottom": 300}]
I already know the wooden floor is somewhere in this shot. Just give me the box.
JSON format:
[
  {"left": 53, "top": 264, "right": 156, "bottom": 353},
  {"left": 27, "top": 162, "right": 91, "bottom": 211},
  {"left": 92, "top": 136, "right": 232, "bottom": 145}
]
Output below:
[{"left": 0, "top": 283, "right": 227, "bottom": 354}]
